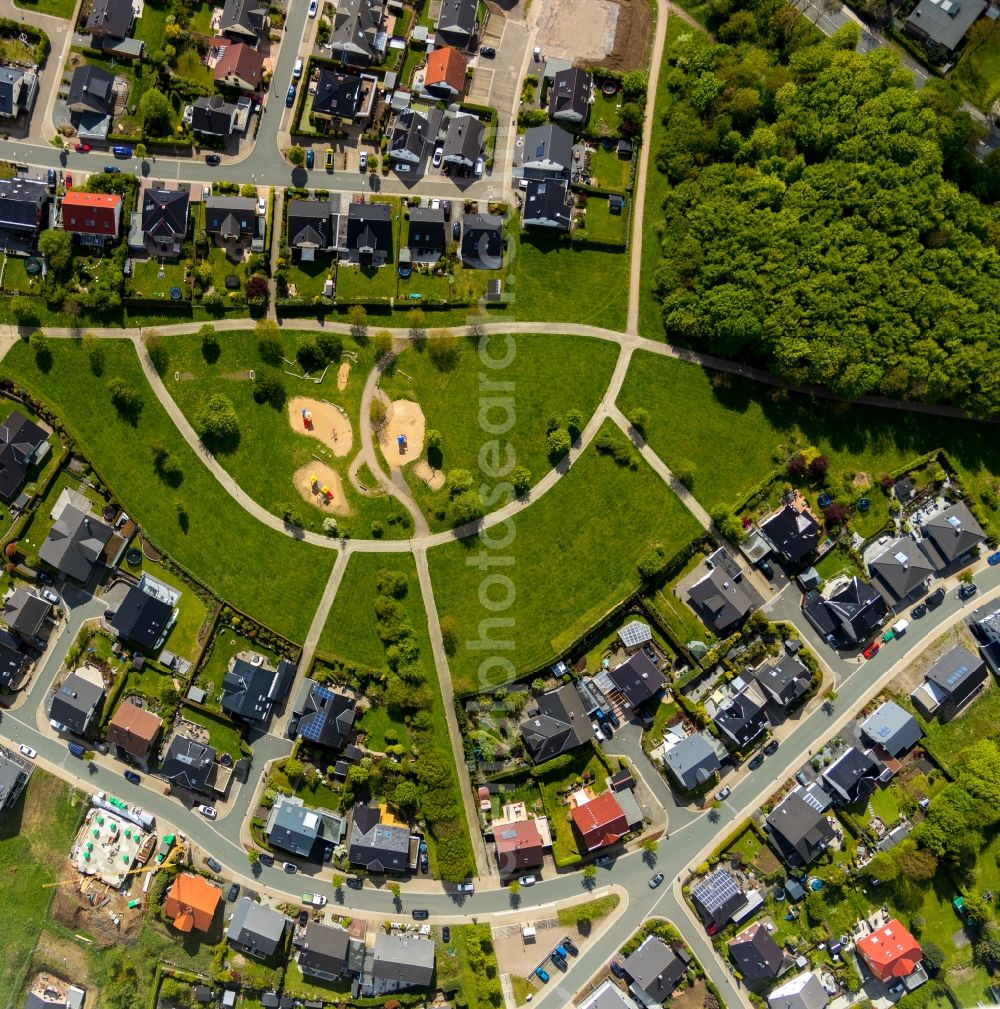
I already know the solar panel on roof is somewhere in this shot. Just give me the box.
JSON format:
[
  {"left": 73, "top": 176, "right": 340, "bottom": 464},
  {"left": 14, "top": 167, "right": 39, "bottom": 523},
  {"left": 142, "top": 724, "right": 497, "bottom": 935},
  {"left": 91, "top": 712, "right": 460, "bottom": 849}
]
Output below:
[
  {"left": 500, "top": 828, "right": 517, "bottom": 839},
  {"left": 945, "top": 664, "right": 969, "bottom": 686},
  {"left": 535, "top": 143, "right": 545, "bottom": 158}
]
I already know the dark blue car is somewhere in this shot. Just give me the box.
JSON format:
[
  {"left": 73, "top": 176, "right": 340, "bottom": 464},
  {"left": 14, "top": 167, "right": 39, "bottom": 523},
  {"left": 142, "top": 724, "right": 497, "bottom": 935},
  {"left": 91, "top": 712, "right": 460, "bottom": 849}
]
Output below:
[
  {"left": 124, "top": 770, "right": 141, "bottom": 785},
  {"left": 286, "top": 84, "right": 296, "bottom": 107}
]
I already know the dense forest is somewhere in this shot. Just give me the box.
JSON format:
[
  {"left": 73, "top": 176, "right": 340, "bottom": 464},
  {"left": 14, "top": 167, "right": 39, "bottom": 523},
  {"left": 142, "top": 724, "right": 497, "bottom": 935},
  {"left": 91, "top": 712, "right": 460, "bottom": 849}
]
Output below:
[{"left": 649, "top": 0, "right": 1000, "bottom": 415}]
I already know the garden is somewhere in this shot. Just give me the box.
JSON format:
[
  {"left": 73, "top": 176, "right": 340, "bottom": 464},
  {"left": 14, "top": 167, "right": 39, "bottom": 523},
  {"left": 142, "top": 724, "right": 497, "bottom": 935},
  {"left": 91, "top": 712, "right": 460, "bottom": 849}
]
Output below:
[
  {"left": 192, "top": 623, "right": 282, "bottom": 711},
  {"left": 536, "top": 744, "right": 613, "bottom": 865},
  {"left": 179, "top": 704, "right": 246, "bottom": 759}
]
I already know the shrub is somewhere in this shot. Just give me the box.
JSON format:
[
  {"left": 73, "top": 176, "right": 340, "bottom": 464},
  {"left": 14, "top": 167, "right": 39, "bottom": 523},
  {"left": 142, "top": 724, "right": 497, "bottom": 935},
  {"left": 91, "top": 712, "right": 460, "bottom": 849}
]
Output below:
[
  {"left": 196, "top": 393, "right": 240, "bottom": 449},
  {"left": 252, "top": 369, "right": 287, "bottom": 409},
  {"left": 108, "top": 377, "right": 144, "bottom": 423}
]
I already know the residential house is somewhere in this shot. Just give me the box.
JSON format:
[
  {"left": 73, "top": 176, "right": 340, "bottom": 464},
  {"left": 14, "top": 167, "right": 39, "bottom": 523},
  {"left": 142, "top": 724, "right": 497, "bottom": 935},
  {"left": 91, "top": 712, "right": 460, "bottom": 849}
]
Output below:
[
  {"left": 911, "top": 644, "right": 987, "bottom": 718},
  {"left": 25, "top": 984, "right": 85, "bottom": 1009},
  {"left": 266, "top": 795, "right": 327, "bottom": 858},
  {"left": 424, "top": 45, "right": 467, "bottom": 99},
  {"left": 291, "top": 678, "right": 355, "bottom": 750},
  {"left": 0, "top": 747, "right": 31, "bottom": 819},
  {"left": 0, "top": 637, "right": 28, "bottom": 692},
  {"left": 66, "top": 65, "right": 116, "bottom": 117},
  {"left": 768, "top": 972, "right": 829, "bottom": 1009},
  {"left": 205, "top": 196, "right": 257, "bottom": 243},
  {"left": 0, "top": 410, "right": 47, "bottom": 502},
  {"left": 227, "top": 897, "right": 288, "bottom": 958},
  {"left": 298, "top": 921, "right": 349, "bottom": 980},
  {"left": 161, "top": 736, "right": 216, "bottom": 793},
  {"left": 521, "top": 123, "right": 574, "bottom": 180},
  {"left": 407, "top": 206, "right": 446, "bottom": 261},
  {"left": 755, "top": 655, "right": 811, "bottom": 710},
  {"left": 287, "top": 196, "right": 340, "bottom": 261},
  {"left": 164, "top": 872, "right": 222, "bottom": 933},
  {"left": 219, "top": 0, "right": 269, "bottom": 42},
  {"left": 330, "top": 0, "right": 386, "bottom": 65},
  {"left": 859, "top": 700, "right": 923, "bottom": 759},
  {"left": 821, "top": 576, "right": 889, "bottom": 645},
  {"left": 713, "top": 684, "right": 768, "bottom": 751},
  {"left": 389, "top": 107, "right": 442, "bottom": 164},
  {"left": 49, "top": 672, "right": 104, "bottom": 736},
  {"left": 39, "top": 504, "right": 113, "bottom": 581},
  {"left": 821, "top": 747, "right": 881, "bottom": 805},
  {"left": 920, "top": 502, "right": 985, "bottom": 571},
  {"left": 663, "top": 732, "right": 721, "bottom": 792},
  {"left": 856, "top": 920, "right": 923, "bottom": 983},
  {"left": 518, "top": 682, "right": 589, "bottom": 763},
  {"left": 905, "top": 0, "right": 986, "bottom": 51},
  {"left": 691, "top": 867, "right": 747, "bottom": 932},
  {"left": 868, "top": 537, "right": 935, "bottom": 611},
  {"left": 220, "top": 656, "right": 296, "bottom": 727},
  {"left": 604, "top": 650, "right": 665, "bottom": 713},
  {"left": 461, "top": 211, "right": 502, "bottom": 269},
  {"left": 548, "top": 66, "right": 591, "bottom": 125},
  {"left": 135, "top": 188, "right": 190, "bottom": 257},
  {"left": 435, "top": 0, "right": 478, "bottom": 49},
  {"left": 191, "top": 95, "right": 240, "bottom": 137},
  {"left": 759, "top": 503, "right": 819, "bottom": 565},
  {"left": 688, "top": 550, "right": 754, "bottom": 635},
  {"left": 372, "top": 933, "right": 435, "bottom": 989},
  {"left": 442, "top": 113, "right": 483, "bottom": 169},
  {"left": 764, "top": 785, "right": 836, "bottom": 866},
  {"left": 0, "top": 177, "right": 48, "bottom": 255},
  {"left": 578, "top": 980, "right": 635, "bottom": 1009},
  {"left": 727, "top": 921, "right": 785, "bottom": 989},
  {"left": 348, "top": 803, "right": 411, "bottom": 872},
  {"left": 61, "top": 191, "right": 121, "bottom": 247},
  {"left": 522, "top": 179, "right": 572, "bottom": 230},
  {"left": 311, "top": 69, "right": 362, "bottom": 125},
  {"left": 345, "top": 202, "right": 392, "bottom": 266},
  {"left": 106, "top": 699, "right": 162, "bottom": 762},
  {"left": 0, "top": 68, "right": 38, "bottom": 119},
  {"left": 494, "top": 818, "right": 544, "bottom": 874},
  {"left": 570, "top": 791, "right": 629, "bottom": 852},
  {"left": 110, "top": 584, "right": 173, "bottom": 651},
  {"left": 214, "top": 42, "right": 265, "bottom": 91},
  {"left": 2, "top": 586, "right": 50, "bottom": 641},
  {"left": 623, "top": 936, "right": 686, "bottom": 1006},
  {"left": 86, "top": 0, "right": 134, "bottom": 43}
]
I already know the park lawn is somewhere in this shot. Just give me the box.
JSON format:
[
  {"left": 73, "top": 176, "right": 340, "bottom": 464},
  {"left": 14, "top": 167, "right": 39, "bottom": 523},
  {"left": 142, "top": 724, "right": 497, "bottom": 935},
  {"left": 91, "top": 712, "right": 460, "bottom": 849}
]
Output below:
[
  {"left": 129, "top": 258, "right": 190, "bottom": 301},
  {"left": 536, "top": 746, "right": 609, "bottom": 864},
  {"left": 195, "top": 626, "right": 279, "bottom": 711},
  {"left": 13, "top": 0, "right": 75, "bottom": 17},
  {"left": 581, "top": 197, "right": 627, "bottom": 246},
  {"left": 951, "top": 21, "right": 1000, "bottom": 112},
  {"left": 0, "top": 771, "right": 86, "bottom": 1009},
  {"left": 617, "top": 350, "right": 1000, "bottom": 534},
  {"left": 430, "top": 421, "right": 704, "bottom": 694},
  {"left": 180, "top": 704, "right": 245, "bottom": 758},
  {"left": 4, "top": 339, "right": 333, "bottom": 642},
  {"left": 161, "top": 328, "right": 409, "bottom": 540},
  {"left": 589, "top": 145, "right": 631, "bottom": 190},
  {"left": 335, "top": 263, "right": 398, "bottom": 300},
  {"left": 381, "top": 333, "right": 620, "bottom": 529}
]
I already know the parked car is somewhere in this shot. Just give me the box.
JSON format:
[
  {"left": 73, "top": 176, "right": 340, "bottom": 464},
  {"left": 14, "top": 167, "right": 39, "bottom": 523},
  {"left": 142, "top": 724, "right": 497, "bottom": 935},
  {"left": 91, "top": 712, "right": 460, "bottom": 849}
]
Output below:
[
  {"left": 18, "top": 744, "right": 36, "bottom": 759},
  {"left": 306, "top": 149, "right": 314, "bottom": 169},
  {"left": 346, "top": 875, "right": 363, "bottom": 889},
  {"left": 74, "top": 142, "right": 91, "bottom": 152},
  {"left": 592, "top": 720, "right": 605, "bottom": 741},
  {"left": 989, "top": 551, "right": 1000, "bottom": 566},
  {"left": 206, "top": 857, "right": 222, "bottom": 873},
  {"left": 283, "top": 862, "right": 297, "bottom": 874},
  {"left": 286, "top": 84, "right": 297, "bottom": 107},
  {"left": 258, "top": 853, "right": 274, "bottom": 867},
  {"left": 715, "top": 786, "right": 731, "bottom": 802},
  {"left": 293, "top": 57, "right": 304, "bottom": 79},
  {"left": 65, "top": 173, "right": 72, "bottom": 188},
  {"left": 456, "top": 882, "right": 475, "bottom": 893},
  {"left": 103, "top": 166, "right": 121, "bottom": 174},
  {"left": 474, "top": 157, "right": 484, "bottom": 177},
  {"left": 442, "top": 926, "right": 450, "bottom": 943},
  {"left": 420, "top": 852, "right": 429, "bottom": 872},
  {"left": 257, "top": 196, "right": 266, "bottom": 216},
  {"left": 605, "top": 709, "right": 621, "bottom": 729},
  {"left": 325, "top": 147, "right": 335, "bottom": 170},
  {"left": 298, "top": 908, "right": 309, "bottom": 927},
  {"left": 197, "top": 804, "right": 217, "bottom": 819},
  {"left": 68, "top": 741, "right": 85, "bottom": 758},
  {"left": 452, "top": 220, "right": 461, "bottom": 240},
  {"left": 959, "top": 582, "right": 979, "bottom": 600},
  {"left": 41, "top": 588, "right": 59, "bottom": 605},
  {"left": 412, "top": 909, "right": 429, "bottom": 920},
  {"left": 911, "top": 603, "right": 928, "bottom": 619},
  {"left": 37, "top": 571, "right": 53, "bottom": 585},
  {"left": 795, "top": 770, "right": 810, "bottom": 787},
  {"left": 46, "top": 168, "right": 56, "bottom": 189},
  {"left": 595, "top": 855, "right": 613, "bottom": 867},
  {"left": 562, "top": 938, "right": 579, "bottom": 957},
  {"left": 554, "top": 945, "right": 569, "bottom": 959},
  {"left": 394, "top": 162, "right": 411, "bottom": 173},
  {"left": 205, "top": 153, "right": 221, "bottom": 165},
  {"left": 227, "top": 882, "right": 240, "bottom": 902},
  {"left": 124, "top": 770, "right": 141, "bottom": 785},
  {"left": 550, "top": 953, "right": 567, "bottom": 972},
  {"left": 308, "top": 0, "right": 317, "bottom": 14},
  {"left": 763, "top": 739, "right": 780, "bottom": 756},
  {"left": 927, "top": 586, "right": 946, "bottom": 609},
  {"left": 112, "top": 145, "right": 132, "bottom": 157},
  {"left": 863, "top": 642, "right": 881, "bottom": 660},
  {"left": 479, "top": 45, "right": 496, "bottom": 57},
  {"left": 758, "top": 559, "right": 775, "bottom": 579},
  {"left": 359, "top": 150, "right": 367, "bottom": 171},
  {"left": 748, "top": 753, "right": 765, "bottom": 770},
  {"left": 432, "top": 147, "right": 444, "bottom": 167},
  {"left": 534, "top": 967, "right": 549, "bottom": 983},
  {"left": 442, "top": 199, "right": 451, "bottom": 219},
  {"left": 609, "top": 962, "right": 626, "bottom": 979},
  {"left": 648, "top": 872, "right": 664, "bottom": 888},
  {"left": 518, "top": 874, "right": 537, "bottom": 886}
]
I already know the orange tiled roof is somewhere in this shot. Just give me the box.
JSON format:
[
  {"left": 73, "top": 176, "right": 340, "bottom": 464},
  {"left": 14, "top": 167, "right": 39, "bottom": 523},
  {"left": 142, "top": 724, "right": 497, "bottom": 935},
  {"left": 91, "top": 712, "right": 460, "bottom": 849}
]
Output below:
[
  {"left": 425, "top": 45, "right": 468, "bottom": 94},
  {"left": 163, "top": 872, "right": 222, "bottom": 933}
]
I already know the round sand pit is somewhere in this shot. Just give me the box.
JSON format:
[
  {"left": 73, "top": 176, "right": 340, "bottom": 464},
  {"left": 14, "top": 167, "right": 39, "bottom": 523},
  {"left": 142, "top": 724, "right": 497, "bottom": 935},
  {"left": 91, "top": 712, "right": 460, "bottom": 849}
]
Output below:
[
  {"left": 413, "top": 459, "right": 445, "bottom": 491},
  {"left": 293, "top": 463, "right": 352, "bottom": 516},
  {"left": 337, "top": 362, "right": 350, "bottom": 390},
  {"left": 288, "top": 397, "right": 353, "bottom": 457},
  {"left": 379, "top": 399, "right": 425, "bottom": 468}
]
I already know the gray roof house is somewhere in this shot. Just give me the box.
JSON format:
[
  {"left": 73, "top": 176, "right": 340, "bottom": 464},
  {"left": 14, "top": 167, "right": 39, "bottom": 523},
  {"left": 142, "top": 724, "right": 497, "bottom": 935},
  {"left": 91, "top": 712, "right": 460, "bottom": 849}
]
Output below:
[
  {"left": 265, "top": 795, "right": 325, "bottom": 857},
  {"left": 663, "top": 732, "right": 721, "bottom": 791},
  {"left": 0, "top": 410, "right": 47, "bottom": 502},
  {"left": 869, "top": 537, "right": 935, "bottom": 610},
  {"left": 756, "top": 655, "right": 811, "bottom": 710},
  {"left": 109, "top": 585, "right": 173, "bottom": 651},
  {"left": 0, "top": 637, "right": 28, "bottom": 692},
  {"left": 389, "top": 107, "right": 442, "bottom": 164},
  {"left": 435, "top": 0, "right": 478, "bottom": 48},
  {"left": 219, "top": 0, "right": 269, "bottom": 41},
  {"left": 311, "top": 69, "right": 362, "bottom": 121},
  {"left": 227, "top": 897, "right": 288, "bottom": 958},
  {"left": 523, "top": 179, "right": 572, "bottom": 230},
  {"left": 727, "top": 921, "right": 785, "bottom": 988},
  {"left": 292, "top": 678, "right": 355, "bottom": 750},
  {"left": 407, "top": 206, "right": 446, "bottom": 261},
  {"left": 0, "top": 177, "right": 48, "bottom": 255},
  {"left": 688, "top": 564, "right": 754, "bottom": 636},
  {"left": 905, "top": 0, "right": 986, "bottom": 51},
  {"left": 522, "top": 123, "right": 574, "bottom": 179},
  {"left": 768, "top": 972, "right": 829, "bottom": 1009},
  {"left": 691, "top": 867, "right": 747, "bottom": 931},
  {"left": 345, "top": 202, "right": 392, "bottom": 266},
  {"left": 221, "top": 656, "right": 296, "bottom": 727},
  {"left": 138, "top": 188, "right": 189, "bottom": 257},
  {"left": 298, "top": 921, "right": 349, "bottom": 980},
  {"left": 920, "top": 502, "right": 986, "bottom": 570},
  {"left": 764, "top": 785, "right": 835, "bottom": 866},
  {"left": 461, "top": 211, "right": 502, "bottom": 269},
  {"left": 205, "top": 196, "right": 257, "bottom": 242},
  {"left": 822, "top": 576, "right": 889, "bottom": 644},
  {"left": 606, "top": 650, "right": 665, "bottom": 711},
  {"left": 288, "top": 197, "right": 340, "bottom": 258},
  {"left": 49, "top": 672, "right": 104, "bottom": 736},
  {"left": 860, "top": 700, "right": 923, "bottom": 758},
  {"left": 0, "top": 68, "right": 38, "bottom": 119},
  {"left": 442, "top": 113, "right": 483, "bottom": 168},
  {"left": 519, "top": 682, "right": 589, "bottom": 764},
  {"left": 548, "top": 67, "right": 591, "bottom": 125},
  {"left": 0, "top": 747, "right": 31, "bottom": 819},
  {"left": 912, "top": 644, "right": 988, "bottom": 717},
  {"left": 372, "top": 933, "right": 435, "bottom": 988},
  {"left": 67, "top": 65, "right": 116, "bottom": 116},
  {"left": 330, "top": 0, "right": 386, "bottom": 65},
  {"left": 86, "top": 0, "right": 134, "bottom": 39},
  {"left": 191, "top": 95, "right": 240, "bottom": 137},
  {"left": 3, "top": 586, "right": 51, "bottom": 641},
  {"left": 713, "top": 684, "right": 768, "bottom": 751},
  {"left": 39, "top": 505, "right": 113, "bottom": 582},
  {"left": 349, "top": 803, "right": 410, "bottom": 872},
  {"left": 161, "top": 736, "right": 216, "bottom": 793},
  {"left": 760, "top": 504, "right": 819, "bottom": 565},
  {"left": 821, "top": 747, "right": 881, "bottom": 805},
  {"left": 623, "top": 936, "right": 686, "bottom": 1005}
]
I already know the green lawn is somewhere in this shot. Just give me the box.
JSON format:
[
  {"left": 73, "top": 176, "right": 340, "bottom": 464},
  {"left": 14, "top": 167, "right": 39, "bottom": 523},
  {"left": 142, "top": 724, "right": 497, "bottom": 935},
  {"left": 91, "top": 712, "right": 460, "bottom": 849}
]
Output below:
[
  {"left": 179, "top": 704, "right": 245, "bottom": 759},
  {"left": 589, "top": 91, "right": 624, "bottom": 138},
  {"left": 336, "top": 264, "right": 398, "bottom": 300},
  {"left": 380, "top": 333, "right": 620, "bottom": 529},
  {"left": 580, "top": 197, "right": 627, "bottom": 246},
  {"left": 0, "top": 771, "right": 85, "bottom": 1008},
  {"left": 286, "top": 255, "right": 336, "bottom": 298},
  {"left": 915, "top": 681, "right": 1000, "bottom": 775},
  {"left": 3, "top": 255, "right": 46, "bottom": 294},
  {"left": 128, "top": 258, "right": 190, "bottom": 301},
  {"left": 589, "top": 145, "right": 632, "bottom": 190},
  {"left": 139, "top": 904, "right": 226, "bottom": 976},
  {"left": 284, "top": 962, "right": 352, "bottom": 1001},
  {"left": 115, "top": 662, "right": 179, "bottom": 717},
  {"left": 951, "top": 22, "right": 1000, "bottom": 112},
  {"left": 814, "top": 545, "right": 866, "bottom": 586},
  {"left": 430, "top": 421, "right": 704, "bottom": 694},
  {"left": 355, "top": 699, "right": 412, "bottom": 751},
  {"left": 195, "top": 627, "right": 279, "bottom": 711},
  {"left": 173, "top": 46, "right": 213, "bottom": 88},
  {"left": 435, "top": 924, "right": 501, "bottom": 1009},
  {"left": 617, "top": 350, "right": 1000, "bottom": 536},
  {"left": 135, "top": 2, "right": 169, "bottom": 54},
  {"left": 13, "top": 0, "right": 75, "bottom": 17},
  {"left": 536, "top": 746, "right": 609, "bottom": 864},
  {"left": 4, "top": 339, "right": 334, "bottom": 642}
]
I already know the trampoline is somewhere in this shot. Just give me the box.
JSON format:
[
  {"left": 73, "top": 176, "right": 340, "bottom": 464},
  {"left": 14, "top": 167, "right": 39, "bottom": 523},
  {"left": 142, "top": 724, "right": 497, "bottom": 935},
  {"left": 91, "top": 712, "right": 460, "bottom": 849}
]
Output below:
[
  {"left": 817, "top": 493, "right": 832, "bottom": 507},
  {"left": 168, "top": 286, "right": 182, "bottom": 301},
  {"left": 24, "top": 257, "right": 42, "bottom": 275},
  {"left": 126, "top": 548, "right": 142, "bottom": 566}
]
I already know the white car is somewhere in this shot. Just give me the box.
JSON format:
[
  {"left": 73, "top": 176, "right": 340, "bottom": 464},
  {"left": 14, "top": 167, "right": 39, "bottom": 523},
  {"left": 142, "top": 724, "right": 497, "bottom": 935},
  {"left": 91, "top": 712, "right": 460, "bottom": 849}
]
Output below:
[
  {"left": 474, "top": 157, "right": 484, "bottom": 177},
  {"left": 197, "top": 804, "right": 218, "bottom": 819},
  {"left": 592, "top": 720, "right": 605, "bottom": 742},
  {"left": 394, "top": 163, "right": 411, "bottom": 173},
  {"left": 518, "top": 874, "right": 537, "bottom": 887},
  {"left": 41, "top": 588, "right": 59, "bottom": 605},
  {"left": 359, "top": 150, "right": 368, "bottom": 171},
  {"left": 257, "top": 196, "right": 267, "bottom": 216},
  {"left": 19, "top": 744, "right": 37, "bottom": 759},
  {"left": 308, "top": 0, "right": 317, "bottom": 15},
  {"left": 293, "top": 57, "right": 304, "bottom": 79},
  {"left": 430, "top": 198, "right": 441, "bottom": 210},
  {"left": 432, "top": 147, "right": 443, "bottom": 167},
  {"left": 456, "top": 882, "right": 474, "bottom": 893}
]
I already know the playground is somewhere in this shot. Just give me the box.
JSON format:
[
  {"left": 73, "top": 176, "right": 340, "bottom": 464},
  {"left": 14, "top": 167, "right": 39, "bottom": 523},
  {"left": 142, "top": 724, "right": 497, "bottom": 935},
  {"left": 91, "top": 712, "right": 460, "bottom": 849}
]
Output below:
[
  {"left": 413, "top": 459, "right": 445, "bottom": 491},
  {"left": 292, "top": 463, "right": 352, "bottom": 516},
  {"left": 379, "top": 399, "right": 425, "bottom": 468},
  {"left": 287, "top": 397, "right": 353, "bottom": 457}
]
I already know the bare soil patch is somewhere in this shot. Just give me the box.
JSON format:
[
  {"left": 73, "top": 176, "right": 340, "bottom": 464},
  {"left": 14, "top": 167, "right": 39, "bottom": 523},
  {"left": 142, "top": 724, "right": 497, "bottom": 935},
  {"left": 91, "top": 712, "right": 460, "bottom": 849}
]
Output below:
[
  {"left": 379, "top": 399, "right": 425, "bottom": 468},
  {"left": 49, "top": 884, "right": 143, "bottom": 949},
  {"left": 222, "top": 370, "right": 254, "bottom": 381},
  {"left": 413, "top": 459, "right": 445, "bottom": 491},
  {"left": 287, "top": 396, "right": 353, "bottom": 457},
  {"left": 534, "top": 0, "right": 620, "bottom": 62},
  {"left": 597, "top": 0, "right": 651, "bottom": 71},
  {"left": 673, "top": 979, "right": 708, "bottom": 1009},
  {"left": 337, "top": 362, "right": 350, "bottom": 391},
  {"left": 853, "top": 471, "right": 871, "bottom": 488},
  {"left": 292, "top": 463, "right": 352, "bottom": 516}
]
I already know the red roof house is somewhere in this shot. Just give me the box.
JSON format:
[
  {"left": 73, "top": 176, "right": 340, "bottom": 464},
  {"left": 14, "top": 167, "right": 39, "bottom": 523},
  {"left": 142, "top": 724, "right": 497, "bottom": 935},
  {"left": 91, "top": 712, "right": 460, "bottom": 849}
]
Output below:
[
  {"left": 61, "top": 191, "right": 121, "bottom": 244},
  {"left": 495, "top": 819, "right": 544, "bottom": 874},
  {"left": 214, "top": 41, "right": 265, "bottom": 91},
  {"left": 424, "top": 45, "right": 468, "bottom": 97},
  {"left": 570, "top": 791, "right": 629, "bottom": 852},
  {"left": 857, "top": 920, "right": 922, "bottom": 982}
]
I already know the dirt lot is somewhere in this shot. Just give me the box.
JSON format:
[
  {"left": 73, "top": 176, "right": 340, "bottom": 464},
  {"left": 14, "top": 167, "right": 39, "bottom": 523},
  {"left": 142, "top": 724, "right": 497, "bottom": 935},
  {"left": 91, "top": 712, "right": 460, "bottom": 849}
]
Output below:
[
  {"left": 533, "top": 0, "right": 650, "bottom": 71},
  {"left": 890, "top": 622, "right": 980, "bottom": 695},
  {"left": 50, "top": 883, "right": 144, "bottom": 949},
  {"left": 599, "top": 0, "right": 652, "bottom": 71}
]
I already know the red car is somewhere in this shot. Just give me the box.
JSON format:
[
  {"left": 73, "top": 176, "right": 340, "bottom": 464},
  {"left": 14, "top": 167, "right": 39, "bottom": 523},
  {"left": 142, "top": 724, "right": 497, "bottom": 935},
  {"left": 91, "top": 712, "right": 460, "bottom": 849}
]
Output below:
[
  {"left": 74, "top": 142, "right": 91, "bottom": 152},
  {"left": 65, "top": 173, "right": 72, "bottom": 188},
  {"left": 863, "top": 642, "right": 881, "bottom": 660}
]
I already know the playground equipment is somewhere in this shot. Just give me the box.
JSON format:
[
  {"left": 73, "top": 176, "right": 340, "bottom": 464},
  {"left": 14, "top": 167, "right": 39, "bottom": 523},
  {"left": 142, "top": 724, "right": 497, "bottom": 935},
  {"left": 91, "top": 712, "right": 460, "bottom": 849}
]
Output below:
[
  {"left": 397, "top": 434, "right": 407, "bottom": 455},
  {"left": 301, "top": 408, "right": 313, "bottom": 430}
]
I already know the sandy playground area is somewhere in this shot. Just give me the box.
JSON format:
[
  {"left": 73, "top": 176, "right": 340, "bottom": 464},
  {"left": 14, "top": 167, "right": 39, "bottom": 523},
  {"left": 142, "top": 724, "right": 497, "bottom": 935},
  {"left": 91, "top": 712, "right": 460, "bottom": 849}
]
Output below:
[
  {"left": 288, "top": 397, "right": 353, "bottom": 457},
  {"left": 338, "top": 362, "right": 350, "bottom": 390},
  {"left": 293, "top": 463, "right": 352, "bottom": 516},
  {"left": 379, "top": 399, "right": 425, "bottom": 468},
  {"left": 413, "top": 459, "right": 446, "bottom": 491}
]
